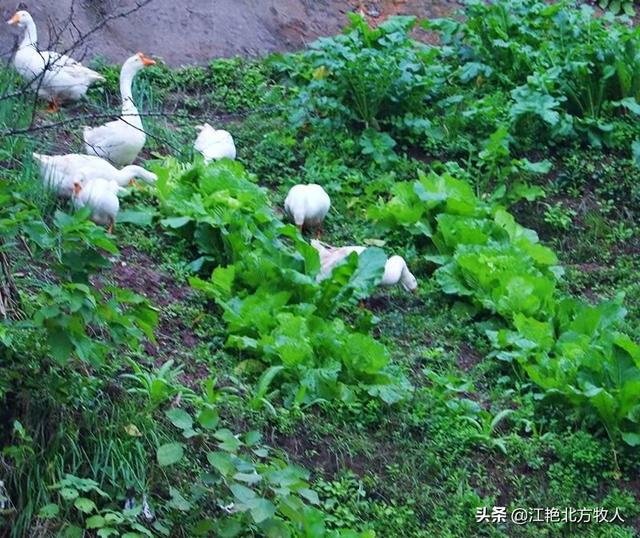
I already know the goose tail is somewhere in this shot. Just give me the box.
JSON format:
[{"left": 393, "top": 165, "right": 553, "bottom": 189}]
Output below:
[{"left": 32, "top": 152, "right": 48, "bottom": 165}]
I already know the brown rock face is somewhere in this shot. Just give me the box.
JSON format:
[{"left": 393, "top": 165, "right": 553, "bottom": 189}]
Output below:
[{"left": 1, "top": 0, "right": 458, "bottom": 66}]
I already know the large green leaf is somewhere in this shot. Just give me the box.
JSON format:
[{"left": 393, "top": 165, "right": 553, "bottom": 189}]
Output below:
[
  {"left": 165, "top": 409, "right": 193, "bottom": 431},
  {"left": 156, "top": 443, "right": 184, "bottom": 466},
  {"left": 118, "top": 208, "right": 156, "bottom": 226}
]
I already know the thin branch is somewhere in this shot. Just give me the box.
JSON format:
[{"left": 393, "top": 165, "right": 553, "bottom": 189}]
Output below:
[
  {"left": 58, "top": 0, "right": 155, "bottom": 60},
  {"left": 1, "top": 0, "right": 155, "bottom": 106},
  {"left": 0, "top": 106, "right": 285, "bottom": 138},
  {"left": 0, "top": 0, "right": 291, "bottom": 169}
]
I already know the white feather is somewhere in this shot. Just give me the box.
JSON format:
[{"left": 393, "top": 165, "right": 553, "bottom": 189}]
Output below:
[
  {"left": 9, "top": 11, "right": 104, "bottom": 103},
  {"left": 284, "top": 184, "right": 331, "bottom": 229},
  {"left": 194, "top": 124, "right": 236, "bottom": 162},
  {"left": 311, "top": 242, "right": 418, "bottom": 292},
  {"left": 33, "top": 152, "right": 156, "bottom": 196},
  {"left": 82, "top": 53, "right": 155, "bottom": 166},
  {"left": 72, "top": 177, "right": 122, "bottom": 227}
]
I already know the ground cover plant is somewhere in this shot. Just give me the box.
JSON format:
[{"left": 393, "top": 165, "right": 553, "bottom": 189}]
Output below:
[{"left": 1, "top": 0, "right": 640, "bottom": 536}]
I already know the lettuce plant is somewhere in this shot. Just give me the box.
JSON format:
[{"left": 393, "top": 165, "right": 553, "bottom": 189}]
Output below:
[
  {"left": 371, "top": 171, "right": 640, "bottom": 449},
  {"left": 155, "top": 159, "right": 410, "bottom": 406}
]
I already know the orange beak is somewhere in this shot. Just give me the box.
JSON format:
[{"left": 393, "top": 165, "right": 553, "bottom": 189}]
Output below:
[
  {"left": 7, "top": 13, "right": 20, "bottom": 26},
  {"left": 73, "top": 182, "right": 82, "bottom": 195},
  {"left": 137, "top": 52, "right": 156, "bottom": 66}
]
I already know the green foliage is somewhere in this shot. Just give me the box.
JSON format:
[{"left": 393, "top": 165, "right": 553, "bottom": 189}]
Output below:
[
  {"left": 476, "top": 124, "right": 548, "bottom": 202},
  {"left": 47, "top": 210, "right": 119, "bottom": 282},
  {"left": 599, "top": 0, "right": 637, "bottom": 16},
  {"left": 371, "top": 171, "right": 640, "bottom": 448},
  {"left": 2, "top": 4, "right": 640, "bottom": 535},
  {"left": 278, "top": 14, "right": 446, "bottom": 155},
  {"left": 42, "top": 474, "right": 171, "bottom": 537},
  {"left": 95, "top": 57, "right": 276, "bottom": 112},
  {"left": 262, "top": 1, "right": 640, "bottom": 175},
  {"left": 430, "top": 0, "right": 640, "bottom": 149},
  {"left": 27, "top": 282, "right": 155, "bottom": 366},
  {"left": 0, "top": 188, "right": 157, "bottom": 373},
  {"left": 155, "top": 399, "right": 349, "bottom": 536},
  {"left": 123, "top": 359, "right": 194, "bottom": 411},
  {"left": 543, "top": 202, "right": 576, "bottom": 231},
  {"left": 155, "top": 158, "right": 410, "bottom": 405}
]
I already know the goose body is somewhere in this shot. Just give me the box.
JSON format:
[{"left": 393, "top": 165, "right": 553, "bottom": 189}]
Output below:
[
  {"left": 194, "top": 124, "right": 236, "bottom": 162},
  {"left": 284, "top": 184, "right": 331, "bottom": 232},
  {"left": 7, "top": 11, "right": 104, "bottom": 106},
  {"left": 312, "top": 241, "right": 365, "bottom": 279},
  {"left": 34, "top": 153, "right": 156, "bottom": 197},
  {"left": 72, "top": 177, "right": 125, "bottom": 232},
  {"left": 312, "top": 241, "right": 418, "bottom": 292},
  {"left": 83, "top": 53, "right": 156, "bottom": 166}
]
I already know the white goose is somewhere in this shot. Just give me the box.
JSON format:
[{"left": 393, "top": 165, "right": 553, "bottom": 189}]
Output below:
[
  {"left": 34, "top": 153, "right": 156, "bottom": 197},
  {"left": 194, "top": 124, "right": 236, "bottom": 162},
  {"left": 7, "top": 11, "right": 104, "bottom": 111},
  {"left": 284, "top": 184, "right": 331, "bottom": 235},
  {"left": 72, "top": 176, "right": 126, "bottom": 233},
  {"left": 83, "top": 52, "right": 156, "bottom": 166},
  {"left": 312, "top": 241, "right": 418, "bottom": 292}
]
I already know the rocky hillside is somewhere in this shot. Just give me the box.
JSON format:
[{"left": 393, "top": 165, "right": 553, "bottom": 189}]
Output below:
[{"left": 1, "top": 0, "right": 455, "bottom": 66}]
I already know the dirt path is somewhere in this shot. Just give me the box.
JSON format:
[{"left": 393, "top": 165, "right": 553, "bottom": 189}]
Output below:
[{"left": 1, "top": 0, "right": 461, "bottom": 66}]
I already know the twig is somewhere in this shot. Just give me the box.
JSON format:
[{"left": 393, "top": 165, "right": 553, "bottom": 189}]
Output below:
[
  {"left": 0, "top": 105, "right": 285, "bottom": 138},
  {"left": 2, "top": 0, "right": 155, "bottom": 107},
  {"left": 57, "top": 0, "right": 155, "bottom": 60},
  {"left": 19, "top": 236, "right": 33, "bottom": 259}
]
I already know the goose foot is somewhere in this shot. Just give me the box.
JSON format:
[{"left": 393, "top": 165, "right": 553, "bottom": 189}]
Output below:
[{"left": 44, "top": 100, "right": 59, "bottom": 113}]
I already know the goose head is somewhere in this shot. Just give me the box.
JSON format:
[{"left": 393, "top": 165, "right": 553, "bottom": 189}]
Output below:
[
  {"left": 383, "top": 255, "right": 418, "bottom": 293},
  {"left": 119, "top": 52, "right": 155, "bottom": 104},
  {"left": 399, "top": 262, "right": 418, "bottom": 293},
  {"left": 120, "top": 165, "right": 157, "bottom": 186},
  {"left": 123, "top": 52, "right": 156, "bottom": 74},
  {"left": 72, "top": 180, "right": 83, "bottom": 197},
  {"left": 6, "top": 10, "right": 33, "bottom": 28},
  {"left": 72, "top": 169, "right": 92, "bottom": 196},
  {"left": 136, "top": 51, "right": 156, "bottom": 67}
]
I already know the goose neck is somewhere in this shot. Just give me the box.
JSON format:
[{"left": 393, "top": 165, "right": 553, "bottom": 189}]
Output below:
[
  {"left": 118, "top": 165, "right": 144, "bottom": 183},
  {"left": 381, "top": 257, "right": 404, "bottom": 286},
  {"left": 119, "top": 63, "right": 141, "bottom": 106},
  {"left": 19, "top": 19, "right": 38, "bottom": 49}
]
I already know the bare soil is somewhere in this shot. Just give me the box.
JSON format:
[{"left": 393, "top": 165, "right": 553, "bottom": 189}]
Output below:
[{"left": 1, "top": 0, "right": 461, "bottom": 66}]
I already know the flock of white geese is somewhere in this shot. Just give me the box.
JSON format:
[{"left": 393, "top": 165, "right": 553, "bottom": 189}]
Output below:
[{"left": 7, "top": 10, "right": 418, "bottom": 293}]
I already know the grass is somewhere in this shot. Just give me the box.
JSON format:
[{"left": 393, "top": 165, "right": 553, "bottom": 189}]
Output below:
[{"left": 1, "top": 5, "right": 640, "bottom": 536}]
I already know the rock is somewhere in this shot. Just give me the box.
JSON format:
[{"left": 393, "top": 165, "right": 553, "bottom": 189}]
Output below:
[
  {"left": 1, "top": 1, "right": 453, "bottom": 66},
  {"left": 366, "top": 5, "right": 381, "bottom": 17}
]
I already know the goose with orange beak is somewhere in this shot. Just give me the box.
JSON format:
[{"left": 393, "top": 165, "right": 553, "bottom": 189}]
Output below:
[
  {"left": 33, "top": 152, "right": 157, "bottom": 195},
  {"left": 7, "top": 10, "right": 104, "bottom": 111},
  {"left": 72, "top": 176, "right": 126, "bottom": 234},
  {"left": 83, "top": 53, "right": 156, "bottom": 166}
]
